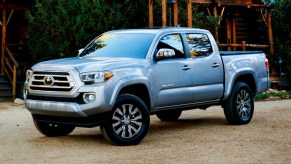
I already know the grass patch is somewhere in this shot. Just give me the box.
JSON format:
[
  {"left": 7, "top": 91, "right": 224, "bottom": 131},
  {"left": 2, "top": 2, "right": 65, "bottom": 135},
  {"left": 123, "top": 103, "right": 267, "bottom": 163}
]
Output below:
[{"left": 255, "top": 90, "right": 291, "bottom": 101}]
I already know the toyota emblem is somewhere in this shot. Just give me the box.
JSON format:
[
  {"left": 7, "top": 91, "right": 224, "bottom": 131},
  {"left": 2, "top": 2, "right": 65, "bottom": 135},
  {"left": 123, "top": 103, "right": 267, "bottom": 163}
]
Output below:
[{"left": 43, "top": 76, "right": 54, "bottom": 86}]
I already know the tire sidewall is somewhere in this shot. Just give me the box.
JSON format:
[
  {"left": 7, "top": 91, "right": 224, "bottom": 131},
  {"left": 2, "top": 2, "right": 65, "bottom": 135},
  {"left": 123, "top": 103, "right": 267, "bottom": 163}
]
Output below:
[
  {"left": 230, "top": 82, "right": 254, "bottom": 124},
  {"left": 102, "top": 94, "right": 150, "bottom": 146},
  {"left": 32, "top": 115, "right": 75, "bottom": 137}
]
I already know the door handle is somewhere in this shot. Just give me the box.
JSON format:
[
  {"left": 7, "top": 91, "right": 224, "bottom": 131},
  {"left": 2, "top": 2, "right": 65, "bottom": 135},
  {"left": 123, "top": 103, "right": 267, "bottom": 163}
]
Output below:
[
  {"left": 212, "top": 63, "right": 220, "bottom": 68},
  {"left": 182, "top": 65, "right": 191, "bottom": 71}
]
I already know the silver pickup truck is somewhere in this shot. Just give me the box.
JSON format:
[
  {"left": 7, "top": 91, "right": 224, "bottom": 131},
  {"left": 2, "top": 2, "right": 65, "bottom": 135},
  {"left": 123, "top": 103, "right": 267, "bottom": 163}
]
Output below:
[{"left": 24, "top": 28, "right": 270, "bottom": 145}]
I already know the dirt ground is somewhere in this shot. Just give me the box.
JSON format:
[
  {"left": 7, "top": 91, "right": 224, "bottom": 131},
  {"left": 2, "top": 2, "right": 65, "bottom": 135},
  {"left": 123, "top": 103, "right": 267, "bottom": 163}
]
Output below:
[{"left": 0, "top": 100, "right": 290, "bottom": 164}]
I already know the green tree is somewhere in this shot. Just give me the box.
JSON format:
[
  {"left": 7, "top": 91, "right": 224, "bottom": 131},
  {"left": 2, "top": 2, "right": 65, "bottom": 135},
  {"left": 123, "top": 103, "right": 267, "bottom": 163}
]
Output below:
[
  {"left": 25, "top": 0, "right": 218, "bottom": 65},
  {"left": 25, "top": 0, "right": 148, "bottom": 63},
  {"left": 269, "top": 0, "right": 291, "bottom": 87}
]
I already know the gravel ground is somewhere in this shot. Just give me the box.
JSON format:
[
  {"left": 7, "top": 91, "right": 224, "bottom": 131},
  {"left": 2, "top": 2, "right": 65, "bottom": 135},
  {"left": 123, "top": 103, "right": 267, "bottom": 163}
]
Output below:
[{"left": 0, "top": 100, "right": 290, "bottom": 164}]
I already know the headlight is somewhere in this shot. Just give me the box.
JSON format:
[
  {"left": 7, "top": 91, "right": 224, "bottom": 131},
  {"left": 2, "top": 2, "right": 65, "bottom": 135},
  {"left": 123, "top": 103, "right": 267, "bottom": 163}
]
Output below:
[
  {"left": 26, "top": 70, "right": 33, "bottom": 81},
  {"left": 80, "top": 71, "right": 113, "bottom": 83}
]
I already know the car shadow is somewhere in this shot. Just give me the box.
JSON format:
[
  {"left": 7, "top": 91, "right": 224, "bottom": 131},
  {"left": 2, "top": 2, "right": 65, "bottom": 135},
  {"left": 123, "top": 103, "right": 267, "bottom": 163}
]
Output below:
[
  {"left": 29, "top": 116, "right": 229, "bottom": 145},
  {"left": 148, "top": 116, "right": 228, "bottom": 134}
]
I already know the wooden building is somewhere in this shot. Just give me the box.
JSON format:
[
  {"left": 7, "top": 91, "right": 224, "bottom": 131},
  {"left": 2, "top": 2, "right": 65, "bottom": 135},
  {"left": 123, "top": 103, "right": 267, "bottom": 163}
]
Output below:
[
  {"left": 149, "top": 0, "right": 274, "bottom": 55},
  {"left": 0, "top": 0, "right": 276, "bottom": 100},
  {"left": 0, "top": 0, "right": 33, "bottom": 100}
]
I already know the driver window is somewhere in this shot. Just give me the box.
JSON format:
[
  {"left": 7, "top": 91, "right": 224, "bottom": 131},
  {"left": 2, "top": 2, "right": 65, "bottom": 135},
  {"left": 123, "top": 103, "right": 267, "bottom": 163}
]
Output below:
[{"left": 156, "top": 34, "right": 185, "bottom": 58}]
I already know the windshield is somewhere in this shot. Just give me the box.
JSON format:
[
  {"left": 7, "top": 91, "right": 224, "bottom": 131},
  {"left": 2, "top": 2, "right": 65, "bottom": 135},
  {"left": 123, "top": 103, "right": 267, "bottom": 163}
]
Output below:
[{"left": 80, "top": 33, "right": 155, "bottom": 59}]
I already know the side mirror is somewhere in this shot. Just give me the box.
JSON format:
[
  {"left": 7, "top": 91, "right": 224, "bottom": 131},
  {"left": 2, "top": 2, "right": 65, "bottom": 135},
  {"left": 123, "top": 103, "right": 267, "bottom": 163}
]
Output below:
[
  {"left": 154, "top": 48, "right": 175, "bottom": 61},
  {"left": 78, "top": 48, "right": 84, "bottom": 55}
]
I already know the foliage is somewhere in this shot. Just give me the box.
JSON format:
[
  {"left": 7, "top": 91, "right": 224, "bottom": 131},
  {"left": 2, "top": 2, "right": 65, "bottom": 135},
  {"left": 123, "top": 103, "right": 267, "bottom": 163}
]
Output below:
[
  {"left": 178, "top": 2, "right": 218, "bottom": 34},
  {"left": 265, "top": 0, "right": 291, "bottom": 87},
  {"left": 152, "top": 0, "right": 218, "bottom": 33},
  {"left": 255, "top": 90, "right": 291, "bottom": 101},
  {"left": 25, "top": 0, "right": 148, "bottom": 64},
  {"left": 26, "top": 0, "right": 219, "bottom": 65}
]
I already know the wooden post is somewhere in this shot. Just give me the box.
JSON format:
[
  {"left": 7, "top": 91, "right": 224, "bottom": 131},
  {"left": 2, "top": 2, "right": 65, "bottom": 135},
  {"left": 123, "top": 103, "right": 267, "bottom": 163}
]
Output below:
[
  {"left": 213, "top": 6, "right": 219, "bottom": 42},
  {"left": 13, "top": 65, "right": 17, "bottom": 100},
  {"left": 162, "top": 0, "right": 166, "bottom": 27},
  {"left": 173, "top": 0, "right": 178, "bottom": 27},
  {"left": 187, "top": 0, "right": 192, "bottom": 27},
  {"left": 232, "top": 16, "right": 237, "bottom": 51},
  {"left": 226, "top": 18, "right": 231, "bottom": 51},
  {"left": 242, "top": 41, "right": 246, "bottom": 51},
  {"left": 149, "top": 0, "right": 153, "bottom": 27},
  {"left": 1, "top": 4, "right": 7, "bottom": 74},
  {"left": 267, "top": 8, "right": 274, "bottom": 55}
]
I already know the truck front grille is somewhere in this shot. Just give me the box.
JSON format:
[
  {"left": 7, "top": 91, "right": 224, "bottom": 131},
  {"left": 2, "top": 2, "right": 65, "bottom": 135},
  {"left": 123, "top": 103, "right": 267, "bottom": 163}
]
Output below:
[{"left": 29, "top": 71, "right": 75, "bottom": 92}]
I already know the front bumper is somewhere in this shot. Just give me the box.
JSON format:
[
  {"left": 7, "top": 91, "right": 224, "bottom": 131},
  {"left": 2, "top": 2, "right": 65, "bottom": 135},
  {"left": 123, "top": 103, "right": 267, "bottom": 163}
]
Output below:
[{"left": 26, "top": 99, "right": 87, "bottom": 117}]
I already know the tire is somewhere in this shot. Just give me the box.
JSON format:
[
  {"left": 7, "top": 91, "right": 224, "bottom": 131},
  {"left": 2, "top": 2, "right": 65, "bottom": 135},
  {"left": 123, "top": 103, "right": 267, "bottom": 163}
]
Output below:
[
  {"left": 100, "top": 94, "right": 150, "bottom": 146},
  {"left": 223, "top": 82, "right": 254, "bottom": 125},
  {"left": 33, "top": 117, "right": 75, "bottom": 137},
  {"left": 156, "top": 110, "right": 182, "bottom": 121}
]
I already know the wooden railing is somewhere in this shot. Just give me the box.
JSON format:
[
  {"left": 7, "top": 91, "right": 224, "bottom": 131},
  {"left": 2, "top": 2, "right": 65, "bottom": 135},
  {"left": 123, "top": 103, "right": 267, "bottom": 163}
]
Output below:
[
  {"left": 2, "top": 44, "right": 19, "bottom": 100},
  {"left": 218, "top": 42, "right": 270, "bottom": 51}
]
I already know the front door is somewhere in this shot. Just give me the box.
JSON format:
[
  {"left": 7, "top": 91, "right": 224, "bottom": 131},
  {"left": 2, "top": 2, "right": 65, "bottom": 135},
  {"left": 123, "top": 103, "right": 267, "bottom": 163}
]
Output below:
[{"left": 151, "top": 34, "right": 193, "bottom": 108}]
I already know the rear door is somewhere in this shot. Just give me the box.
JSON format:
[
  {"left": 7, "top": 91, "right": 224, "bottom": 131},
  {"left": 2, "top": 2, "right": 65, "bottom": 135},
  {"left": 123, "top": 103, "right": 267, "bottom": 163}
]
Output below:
[{"left": 185, "top": 33, "right": 224, "bottom": 102}]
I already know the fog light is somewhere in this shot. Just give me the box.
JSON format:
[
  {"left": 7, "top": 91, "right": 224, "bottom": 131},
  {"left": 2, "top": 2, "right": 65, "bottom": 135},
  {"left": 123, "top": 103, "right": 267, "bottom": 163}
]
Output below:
[{"left": 83, "top": 93, "right": 95, "bottom": 103}]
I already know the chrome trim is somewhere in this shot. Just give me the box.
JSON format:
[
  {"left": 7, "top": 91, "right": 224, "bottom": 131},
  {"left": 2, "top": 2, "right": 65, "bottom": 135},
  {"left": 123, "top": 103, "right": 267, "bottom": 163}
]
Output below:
[
  {"left": 25, "top": 99, "right": 87, "bottom": 117},
  {"left": 29, "top": 71, "right": 75, "bottom": 93}
]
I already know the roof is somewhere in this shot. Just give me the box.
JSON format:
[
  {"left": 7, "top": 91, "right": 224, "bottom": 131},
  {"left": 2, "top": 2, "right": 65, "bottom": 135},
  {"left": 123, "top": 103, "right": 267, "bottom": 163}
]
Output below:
[{"left": 108, "top": 27, "right": 211, "bottom": 35}]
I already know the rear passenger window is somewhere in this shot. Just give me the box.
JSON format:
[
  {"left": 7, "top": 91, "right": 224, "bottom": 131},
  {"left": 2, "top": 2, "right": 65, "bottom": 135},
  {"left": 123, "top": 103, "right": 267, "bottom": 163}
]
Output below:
[{"left": 186, "top": 34, "right": 213, "bottom": 58}]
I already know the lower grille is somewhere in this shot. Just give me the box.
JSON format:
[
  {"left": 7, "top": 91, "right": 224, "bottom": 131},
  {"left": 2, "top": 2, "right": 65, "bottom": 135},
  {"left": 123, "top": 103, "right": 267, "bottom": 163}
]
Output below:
[{"left": 27, "top": 94, "right": 84, "bottom": 104}]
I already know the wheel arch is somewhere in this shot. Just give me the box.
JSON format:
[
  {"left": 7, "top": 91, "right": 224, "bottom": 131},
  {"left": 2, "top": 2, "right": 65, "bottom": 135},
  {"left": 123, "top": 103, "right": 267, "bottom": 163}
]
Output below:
[
  {"left": 233, "top": 74, "right": 257, "bottom": 96},
  {"left": 117, "top": 84, "right": 151, "bottom": 111},
  {"left": 223, "top": 72, "right": 257, "bottom": 101}
]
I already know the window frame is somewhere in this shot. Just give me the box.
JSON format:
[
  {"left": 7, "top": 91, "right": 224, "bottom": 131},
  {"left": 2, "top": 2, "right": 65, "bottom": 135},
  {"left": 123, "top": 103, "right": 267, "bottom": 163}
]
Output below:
[{"left": 153, "top": 33, "right": 187, "bottom": 60}]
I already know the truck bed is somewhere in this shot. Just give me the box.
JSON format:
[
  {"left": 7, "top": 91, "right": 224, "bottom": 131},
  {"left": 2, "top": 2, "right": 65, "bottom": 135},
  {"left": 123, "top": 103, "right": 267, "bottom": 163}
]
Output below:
[{"left": 220, "top": 51, "right": 264, "bottom": 56}]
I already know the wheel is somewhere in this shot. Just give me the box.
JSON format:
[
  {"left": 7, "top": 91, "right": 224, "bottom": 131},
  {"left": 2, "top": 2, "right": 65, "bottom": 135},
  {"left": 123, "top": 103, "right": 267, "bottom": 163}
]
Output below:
[
  {"left": 33, "top": 117, "right": 75, "bottom": 137},
  {"left": 223, "top": 82, "right": 254, "bottom": 125},
  {"left": 156, "top": 110, "right": 182, "bottom": 121},
  {"left": 100, "top": 94, "right": 150, "bottom": 146}
]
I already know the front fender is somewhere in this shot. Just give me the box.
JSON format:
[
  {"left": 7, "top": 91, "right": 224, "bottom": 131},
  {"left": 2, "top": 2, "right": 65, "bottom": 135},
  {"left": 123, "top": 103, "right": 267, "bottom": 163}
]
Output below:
[{"left": 109, "top": 76, "right": 152, "bottom": 106}]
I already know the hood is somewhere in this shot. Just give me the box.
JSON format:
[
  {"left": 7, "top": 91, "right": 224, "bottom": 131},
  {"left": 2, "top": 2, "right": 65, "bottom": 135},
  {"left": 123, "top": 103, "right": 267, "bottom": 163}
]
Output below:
[{"left": 32, "top": 57, "right": 148, "bottom": 73}]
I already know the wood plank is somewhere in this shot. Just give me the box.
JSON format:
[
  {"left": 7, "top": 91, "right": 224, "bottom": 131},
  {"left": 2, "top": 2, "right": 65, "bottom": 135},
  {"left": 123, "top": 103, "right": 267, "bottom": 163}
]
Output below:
[
  {"left": 267, "top": 8, "right": 274, "bottom": 55},
  {"left": 4, "top": 45, "right": 19, "bottom": 68},
  {"left": 162, "top": 0, "right": 166, "bottom": 27},
  {"left": 149, "top": 0, "right": 153, "bottom": 27},
  {"left": 12, "top": 65, "right": 17, "bottom": 100},
  {"left": 226, "top": 17, "right": 231, "bottom": 51},
  {"left": 1, "top": 4, "right": 6, "bottom": 74},
  {"left": 174, "top": 1, "right": 178, "bottom": 27},
  {"left": 4, "top": 56, "right": 13, "bottom": 73},
  {"left": 232, "top": 16, "right": 236, "bottom": 50},
  {"left": 188, "top": 0, "right": 192, "bottom": 27}
]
